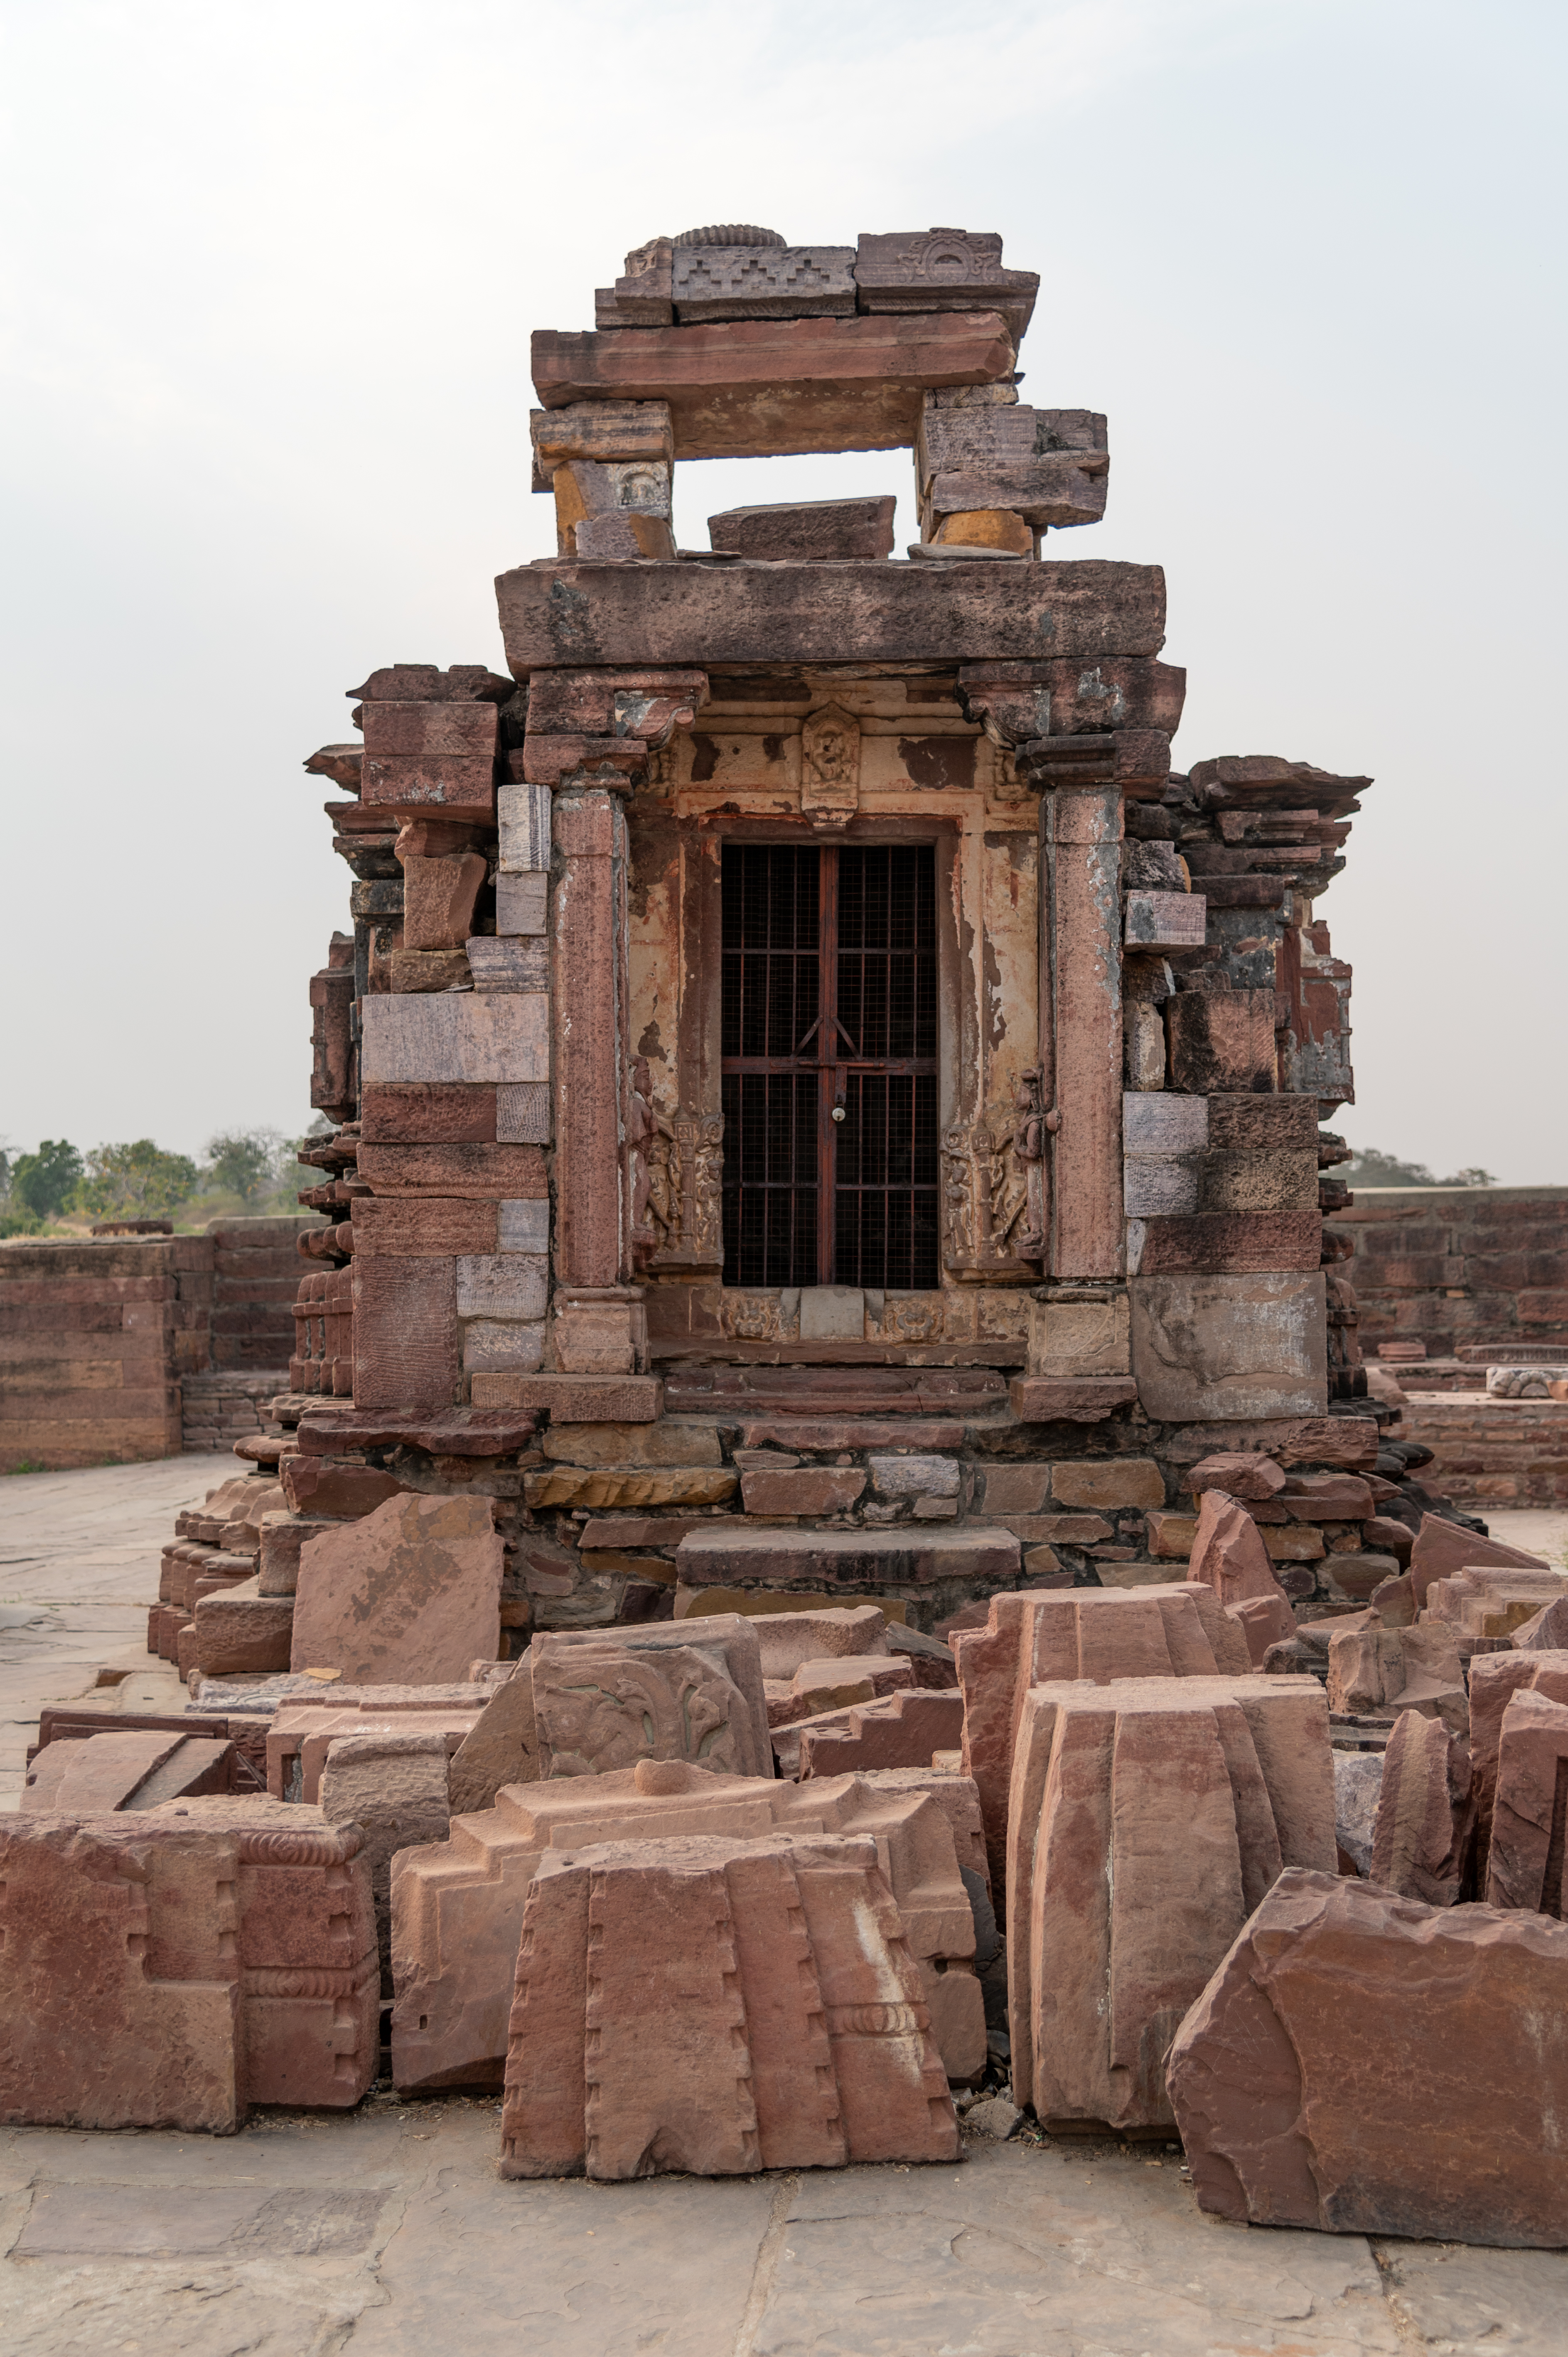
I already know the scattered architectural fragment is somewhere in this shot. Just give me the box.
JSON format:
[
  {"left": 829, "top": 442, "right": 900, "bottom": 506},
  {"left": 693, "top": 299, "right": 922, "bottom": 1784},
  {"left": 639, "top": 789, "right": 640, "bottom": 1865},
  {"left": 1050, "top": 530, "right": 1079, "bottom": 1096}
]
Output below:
[
  {"left": 1325, "top": 1622, "right": 1467, "bottom": 1737},
  {"left": 0, "top": 1802, "right": 376, "bottom": 2128},
  {"left": 1168, "top": 1869, "right": 1568, "bottom": 2246},
  {"left": 290, "top": 1492, "right": 504, "bottom": 1681},
  {"left": 1368, "top": 1708, "right": 1475, "bottom": 1904},
  {"left": 1484, "top": 1687, "right": 1568, "bottom": 1914},
  {"left": 499, "top": 1832, "right": 958, "bottom": 2178},
  {"left": 390, "top": 1760, "right": 984, "bottom": 2092},
  {"left": 1004, "top": 1676, "right": 1335, "bottom": 2130}
]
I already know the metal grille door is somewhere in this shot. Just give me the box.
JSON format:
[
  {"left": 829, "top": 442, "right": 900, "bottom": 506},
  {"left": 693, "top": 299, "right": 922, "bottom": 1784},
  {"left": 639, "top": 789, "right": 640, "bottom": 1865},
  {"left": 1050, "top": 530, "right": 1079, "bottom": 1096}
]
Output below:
[{"left": 721, "top": 842, "right": 939, "bottom": 1289}]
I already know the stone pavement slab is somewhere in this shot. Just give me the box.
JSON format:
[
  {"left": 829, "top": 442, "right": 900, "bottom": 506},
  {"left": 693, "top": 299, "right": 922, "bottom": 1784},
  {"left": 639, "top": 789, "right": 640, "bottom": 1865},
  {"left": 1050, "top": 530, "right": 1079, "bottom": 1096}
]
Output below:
[
  {"left": 0, "top": 1457, "right": 215, "bottom": 1801},
  {"left": 2, "top": 2103, "right": 1566, "bottom": 2357}
]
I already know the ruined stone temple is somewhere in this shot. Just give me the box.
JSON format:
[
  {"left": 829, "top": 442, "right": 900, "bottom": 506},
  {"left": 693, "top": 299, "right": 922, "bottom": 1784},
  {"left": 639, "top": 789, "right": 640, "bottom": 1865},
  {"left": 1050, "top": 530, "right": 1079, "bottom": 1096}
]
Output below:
[
  {"left": 274, "top": 216, "right": 1374, "bottom": 1642},
  {"left": 15, "top": 229, "right": 1568, "bottom": 2239}
]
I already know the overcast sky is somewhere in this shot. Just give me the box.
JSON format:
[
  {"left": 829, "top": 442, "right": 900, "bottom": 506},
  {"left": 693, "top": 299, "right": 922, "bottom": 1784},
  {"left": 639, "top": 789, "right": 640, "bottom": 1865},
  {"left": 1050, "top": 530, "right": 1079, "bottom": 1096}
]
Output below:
[{"left": 2, "top": 0, "right": 1562, "bottom": 1180}]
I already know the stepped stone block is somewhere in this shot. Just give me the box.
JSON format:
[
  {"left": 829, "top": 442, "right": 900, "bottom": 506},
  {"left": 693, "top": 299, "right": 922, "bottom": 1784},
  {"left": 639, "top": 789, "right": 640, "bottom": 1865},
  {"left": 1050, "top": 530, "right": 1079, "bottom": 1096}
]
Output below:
[
  {"left": 1423, "top": 1565, "right": 1568, "bottom": 1642},
  {"left": 1227, "top": 1590, "right": 1295, "bottom": 1667},
  {"left": 1167, "top": 1868, "right": 1568, "bottom": 2246},
  {"left": 954, "top": 1583, "right": 1246, "bottom": 1889},
  {"left": 390, "top": 1760, "right": 981, "bottom": 2093},
  {"left": 499, "top": 1832, "right": 958, "bottom": 2179},
  {"left": 796, "top": 1688, "right": 966, "bottom": 1780},
  {"left": 1369, "top": 1708, "right": 1475, "bottom": 1905},
  {"left": 1006, "top": 1676, "right": 1335, "bottom": 2129},
  {"left": 1407, "top": 1513, "right": 1547, "bottom": 1609},
  {"left": 751, "top": 1605, "right": 890, "bottom": 1676},
  {"left": 1485, "top": 1687, "right": 1568, "bottom": 1915},
  {"left": 766, "top": 1656, "right": 914, "bottom": 1728}
]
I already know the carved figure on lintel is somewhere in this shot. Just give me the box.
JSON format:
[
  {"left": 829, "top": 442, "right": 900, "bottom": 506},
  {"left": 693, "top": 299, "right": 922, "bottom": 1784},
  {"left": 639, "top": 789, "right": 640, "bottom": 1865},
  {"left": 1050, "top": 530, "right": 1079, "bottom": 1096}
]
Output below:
[{"left": 801, "top": 704, "right": 860, "bottom": 828}]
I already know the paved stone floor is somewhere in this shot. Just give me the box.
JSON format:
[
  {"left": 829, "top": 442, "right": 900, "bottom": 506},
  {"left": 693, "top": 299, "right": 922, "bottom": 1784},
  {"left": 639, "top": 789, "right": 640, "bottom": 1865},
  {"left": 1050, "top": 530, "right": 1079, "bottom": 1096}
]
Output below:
[{"left": 3, "top": 1460, "right": 1566, "bottom": 2354}]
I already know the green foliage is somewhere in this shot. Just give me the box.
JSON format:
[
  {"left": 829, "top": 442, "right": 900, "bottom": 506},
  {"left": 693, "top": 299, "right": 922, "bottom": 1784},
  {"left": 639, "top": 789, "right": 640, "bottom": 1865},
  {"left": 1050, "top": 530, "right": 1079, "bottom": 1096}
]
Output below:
[
  {"left": 74, "top": 1139, "right": 199, "bottom": 1219},
  {"left": 205, "top": 1128, "right": 284, "bottom": 1204},
  {"left": 1342, "top": 1147, "right": 1496, "bottom": 1188},
  {"left": 0, "top": 1209, "right": 44, "bottom": 1239},
  {"left": 12, "top": 1139, "right": 83, "bottom": 1218}
]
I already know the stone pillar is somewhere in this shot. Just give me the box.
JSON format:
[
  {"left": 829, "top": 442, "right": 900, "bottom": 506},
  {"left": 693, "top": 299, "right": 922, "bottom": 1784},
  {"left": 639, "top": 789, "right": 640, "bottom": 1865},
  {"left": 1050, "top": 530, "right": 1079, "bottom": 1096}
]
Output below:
[
  {"left": 550, "top": 788, "right": 643, "bottom": 1373},
  {"left": 1039, "top": 779, "right": 1123, "bottom": 1279}
]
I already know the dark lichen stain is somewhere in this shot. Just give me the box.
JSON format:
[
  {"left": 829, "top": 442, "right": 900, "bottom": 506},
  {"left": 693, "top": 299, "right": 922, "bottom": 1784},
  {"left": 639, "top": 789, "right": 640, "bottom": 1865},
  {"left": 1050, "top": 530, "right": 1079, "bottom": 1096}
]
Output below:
[
  {"left": 688, "top": 735, "right": 721, "bottom": 783},
  {"left": 899, "top": 737, "right": 976, "bottom": 793}
]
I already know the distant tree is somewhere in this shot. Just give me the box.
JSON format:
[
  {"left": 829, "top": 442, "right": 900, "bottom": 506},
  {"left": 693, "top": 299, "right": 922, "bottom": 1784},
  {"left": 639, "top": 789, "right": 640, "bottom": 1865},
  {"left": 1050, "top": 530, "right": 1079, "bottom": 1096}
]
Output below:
[
  {"left": 74, "top": 1140, "right": 199, "bottom": 1219},
  {"left": 1342, "top": 1147, "right": 1495, "bottom": 1188},
  {"left": 205, "top": 1127, "right": 285, "bottom": 1204},
  {"left": 12, "top": 1139, "right": 83, "bottom": 1218}
]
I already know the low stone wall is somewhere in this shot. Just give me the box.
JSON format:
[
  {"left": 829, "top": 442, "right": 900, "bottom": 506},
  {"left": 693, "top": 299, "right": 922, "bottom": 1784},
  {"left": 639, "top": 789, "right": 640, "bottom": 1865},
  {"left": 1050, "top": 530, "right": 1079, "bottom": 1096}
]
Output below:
[
  {"left": 0, "top": 1218, "right": 316, "bottom": 1471},
  {"left": 1393, "top": 1393, "right": 1568, "bottom": 1513},
  {"left": 1341, "top": 1187, "right": 1568, "bottom": 1361},
  {"left": 181, "top": 1370, "right": 292, "bottom": 1453}
]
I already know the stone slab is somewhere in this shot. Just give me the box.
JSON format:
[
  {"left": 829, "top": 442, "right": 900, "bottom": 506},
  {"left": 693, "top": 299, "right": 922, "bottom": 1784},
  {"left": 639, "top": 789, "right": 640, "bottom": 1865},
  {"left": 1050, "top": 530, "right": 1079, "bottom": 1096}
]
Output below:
[
  {"left": 1130, "top": 1271, "right": 1327, "bottom": 1421},
  {"left": 676, "top": 1524, "right": 1020, "bottom": 1588},
  {"left": 1168, "top": 1867, "right": 1568, "bottom": 2246},
  {"left": 359, "top": 994, "right": 549, "bottom": 1085},
  {"left": 291, "top": 1493, "right": 504, "bottom": 1681}
]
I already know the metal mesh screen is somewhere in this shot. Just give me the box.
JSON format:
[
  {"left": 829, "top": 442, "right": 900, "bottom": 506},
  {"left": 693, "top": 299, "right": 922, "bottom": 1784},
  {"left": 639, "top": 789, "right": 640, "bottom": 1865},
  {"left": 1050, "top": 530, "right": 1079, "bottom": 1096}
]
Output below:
[{"left": 720, "top": 841, "right": 939, "bottom": 1290}]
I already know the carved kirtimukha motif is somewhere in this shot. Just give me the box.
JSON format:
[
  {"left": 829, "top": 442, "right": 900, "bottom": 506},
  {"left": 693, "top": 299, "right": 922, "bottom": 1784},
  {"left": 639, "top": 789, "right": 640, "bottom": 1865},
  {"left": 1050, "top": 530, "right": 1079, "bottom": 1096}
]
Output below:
[{"left": 801, "top": 705, "right": 861, "bottom": 828}]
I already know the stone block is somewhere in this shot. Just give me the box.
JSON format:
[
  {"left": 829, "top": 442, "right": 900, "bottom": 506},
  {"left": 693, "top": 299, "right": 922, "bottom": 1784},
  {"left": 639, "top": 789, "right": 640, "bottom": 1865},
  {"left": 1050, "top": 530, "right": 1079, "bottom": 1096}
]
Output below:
[
  {"left": 496, "top": 1080, "right": 551, "bottom": 1144},
  {"left": 708, "top": 496, "right": 895, "bottom": 559},
  {"left": 1145, "top": 1509, "right": 1199, "bottom": 1558},
  {"left": 954, "top": 1584, "right": 1247, "bottom": 1888},
  {"left": 673, "top": 241, "right": 857, "bottom": 322},
  {"left": 1424, "top": 1566, "right": 1568, "bottom": 1642},
  {"left": 20, "top": 1731, "right": 234, "bottom": 1814},
  {"left": 742, "top": 1465, "right": 866, "bottom": 1514},
  {"left": 541, "top": 1421, "right": 718, "bottom": 1468},
  {"left": 319, "top": 1729, "right": 452, "bottom": 1978},
  {"left": 290, "top": 1493, "right": 504, "bottom": 1681},
  {"left": 192, "top": 1579, "right": 294, "bottom": 1676},
  {"left": 531, "top": 398, "right": 674, "bottom": 472},
  {"left": 676, "top": 1523, "right": 1020, "bottom": 1590},
  {"left": 1326, "top": 1623, "right": 1467, "bottom": 1735},
  {"left": 402, "top": 853, "right": 487, "bottom": 951},
  {"left": 466, "top": 938, "right": 549, "bottom": 993},
  {"left": 1051, "top": 1457, "right": 1163, "bottom": 1509},
  {"left": 1227, "top": 1590, "right": 1296, "bottom": 1667},
  {"left": 447, "top": 1666, "right": 541, "bottom": 1814},
  {"left": 799, "top": 1285, "right": 865, "bottom": 1340},
  {"left": 496, "top": 1197, "right": 550, "bottom": 1251},
  {"left": 1407, "top": 1512, "right": 1548, "bottom": 1609},
  {"left": 1025, "top": 1292, "right": 1130, "bottom": 1379},
  {"left": 265, "top": 1690, "right": 485, "bottom": 1803},
  {"left": 494, "top": 873, "right": 548, "bottom": 936},
  {"left": 497, "top": 780, "right": 553, "bottom": 873},
  {"left": 1190, "top": 1492, "right": 1292, "bottom": 1607},
  {"left": 360, "top": 1082, "right": 498, "bottom": 1145},
  {"left": 1369, "top": 1707, "right": 1475, "bottom": 1905},
  {"left": 857, "top": 228, "right": 1039, "bottom": 338},
  {"left": 359, "top": 993, "right": 549, "bottom": 1085},
  {"left": 1124, "top": 891, "right": 1206, "bottom": 951},
  {"left": 795, "top": 1688, "right": 966, "bottom": 1780},
  {"left": 1008, "top": 1678, "right": 1335, "bottom": 2128},
  {"left": 1513, "top": 1595, "right": 1568, "bottom": 1649},
  {"left": 499, "top": 1831, "right": 957, "bottom": 2178},
  {"left": 531, "top": 1623, "right": 771, "bottom": 1780},
  {"left": 461, "top": 1319, "right": 547, "bottom": 1374},
  {"left": 869, "top": 1453, "right": 959, "bottom": 1500},
  {"left": 1128, "top": 1211, "right": 1322, "bottom": 1275},
  {"left": 455, "top": 1252, "right": 548, "bottom": 1321},
  {"left": 1124, "top": 1160, "right": 1199, "bottom": 1217},
  {"left": 356, "top": 1143, "right": 546, "bottom": 1201},
  {"left": 1205, "top": 1093, "right": 1320, "bottom": 1151},
  {"left": 470, "top": 1371, "right": 664, "bottom": 1421},
  {"left": 280, "top": 1454, "right": 407, "bottom": 1519},
  {"left": 523, "top": 1465, "right": 737, "bottom": 1509},
  {"left": 1486, "top": 1687, "right": 1568, "bottom": 1913},
  {"left": 1167, "top": 1868, "right": 1568, "bottom": 2246},
  {"left": 499, "top": 554, "right": 1167, "bottom": 672},
  {"left": 392, "top": 1757, "right": 981, "bottom": 2094},
  {"left": 1165, "top": 990, "right": 1276, "bottom": 1094},
  {"left": 750, "top": 1606, "right": 889, "bottom": 1676},
  {"left": 1199, "top": 1150, "right": 1320, "bottom": 1215},
  {"left": 1261, "top": 1523, "right": 1325, "bottom": 1562},
  {"left": 1123, "top": 1094, "right": 1207, "bottom": 1157},
  {"left": 1129, "top": 1271, "right": 1327, "bottom": 1421},
  {"left": 1469, "top": 1651, "right": 1568, "bottom": 1860},
  {"left": 1008, "top": 1377, "right": 1138, "bottom": 1421},
  {"left": 979, "top": 1462, "right": 1052, "bottom": 1514},
  {"left": 528, "top": 312, "right": 1018, "bottom": 462},
  {"left": 770, "top": 1656, "right": 914, "bottom": 1725}
]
